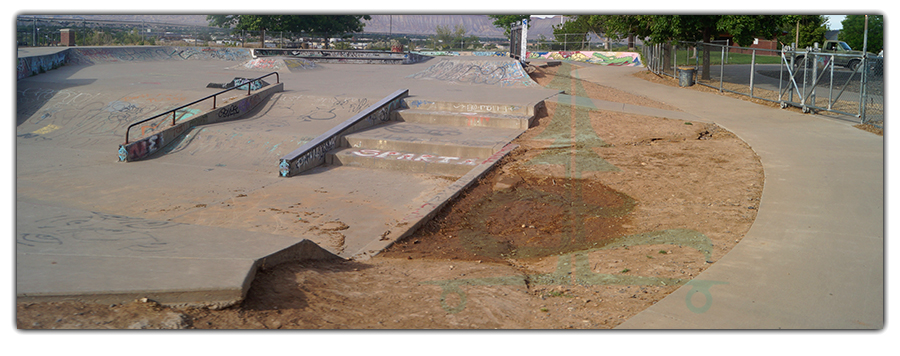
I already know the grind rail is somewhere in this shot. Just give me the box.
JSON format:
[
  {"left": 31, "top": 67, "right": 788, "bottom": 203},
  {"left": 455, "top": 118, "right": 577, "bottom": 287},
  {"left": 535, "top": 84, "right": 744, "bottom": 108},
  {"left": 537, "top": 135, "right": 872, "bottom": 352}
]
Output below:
[{"left": 123, "top": 72, "right": 280, "bottom": 144}]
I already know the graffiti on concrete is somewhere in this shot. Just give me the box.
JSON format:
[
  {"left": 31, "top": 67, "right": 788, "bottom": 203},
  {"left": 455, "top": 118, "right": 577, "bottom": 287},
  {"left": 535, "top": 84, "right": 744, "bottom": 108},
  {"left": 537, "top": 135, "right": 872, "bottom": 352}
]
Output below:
[
  {"left": 17, "top": 52, "right": 67, "bottom": 80},
  {"left": 472, "top": 51, "right": 509, "bottom": 57},
  {"left": 119, "top": 133, "right": 163, "bottom": 161},
  {"left": 415, "top": 51, "right": 460, "bottom": 57},
  {"left": 351, "top": 149, "right": 480, "bottom": 165},
  {"left": 527, "top": 51, "right": 642, "bottom": 66}
]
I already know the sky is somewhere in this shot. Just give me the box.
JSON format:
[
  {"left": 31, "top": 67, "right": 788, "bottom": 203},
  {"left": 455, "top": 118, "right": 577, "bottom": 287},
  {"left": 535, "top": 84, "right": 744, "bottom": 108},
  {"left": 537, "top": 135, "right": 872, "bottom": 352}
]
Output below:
[{"left": 826, "top": 15, "right": 846, "bottom": 30}]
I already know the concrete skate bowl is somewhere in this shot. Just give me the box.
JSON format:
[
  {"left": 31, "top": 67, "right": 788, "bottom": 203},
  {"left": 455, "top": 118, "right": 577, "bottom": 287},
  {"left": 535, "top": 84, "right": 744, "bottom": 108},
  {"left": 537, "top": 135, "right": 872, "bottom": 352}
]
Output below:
[{"left": 408, "top": 58, "right": 540, "bottom": 87}]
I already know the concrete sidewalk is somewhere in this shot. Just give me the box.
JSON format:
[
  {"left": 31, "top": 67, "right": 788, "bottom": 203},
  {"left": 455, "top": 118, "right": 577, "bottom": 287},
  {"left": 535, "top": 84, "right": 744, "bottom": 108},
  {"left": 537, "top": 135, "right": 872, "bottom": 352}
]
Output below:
[{"left": 569, "top": 65, "right": 883, "bottom": 329}]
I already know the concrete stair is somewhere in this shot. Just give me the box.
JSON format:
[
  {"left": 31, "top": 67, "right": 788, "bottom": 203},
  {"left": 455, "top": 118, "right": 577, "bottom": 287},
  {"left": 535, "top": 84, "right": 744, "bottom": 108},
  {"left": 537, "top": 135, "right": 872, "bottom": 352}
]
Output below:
[
  {"left": 324, "top": 98, "right": 536, "bottom": 177},
  {"left": 391, "top": 109, "right": 532, "bottom": 129}
]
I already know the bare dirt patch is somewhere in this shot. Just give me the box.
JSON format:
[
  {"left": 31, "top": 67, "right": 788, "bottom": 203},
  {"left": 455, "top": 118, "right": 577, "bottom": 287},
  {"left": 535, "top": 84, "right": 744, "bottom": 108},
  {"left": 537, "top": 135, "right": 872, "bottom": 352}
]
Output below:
[{"left": 17, "top": 63, "right": 764, "bottom": 330}]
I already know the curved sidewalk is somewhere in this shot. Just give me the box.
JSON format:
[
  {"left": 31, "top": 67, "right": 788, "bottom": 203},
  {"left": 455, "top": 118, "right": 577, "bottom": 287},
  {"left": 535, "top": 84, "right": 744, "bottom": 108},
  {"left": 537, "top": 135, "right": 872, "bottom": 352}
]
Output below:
[{"left": 569, "top": 65, "right": 883, "bottom": 329}]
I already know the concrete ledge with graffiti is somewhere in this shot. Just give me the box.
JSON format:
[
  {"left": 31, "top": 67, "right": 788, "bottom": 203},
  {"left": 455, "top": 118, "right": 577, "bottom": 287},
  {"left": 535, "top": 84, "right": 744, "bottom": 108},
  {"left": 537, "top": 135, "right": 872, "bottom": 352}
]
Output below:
[
  {"left": 413, "top": 50, "right": 643, "bottom": 66},
  {"left": 118, "top": 82, "right": 284, "bottom": 162},
  {"left": 279, "top": 89, "right": 409, "bottom": 177},
  {"left": 528, "top": 51, "right": 642, "bottom": 66},
  {"left": 17, "top": 51, "right": 67, "bottom": 80}
]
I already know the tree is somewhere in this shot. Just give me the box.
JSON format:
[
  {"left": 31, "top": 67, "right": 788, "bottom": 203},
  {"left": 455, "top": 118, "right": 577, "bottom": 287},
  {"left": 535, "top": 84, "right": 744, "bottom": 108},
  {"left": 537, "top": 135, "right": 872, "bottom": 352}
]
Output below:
[
  {"left": 781, "top": 15, "right": 829, "bottom": 49},
  {"left": 487, "top": 15, "right": 530, "bottom": 36},
  {"left": 615, "top": 15, "right": 787, "bottom": 79},
  {"left": 839, "top": 15, "right": 883, "bottom": 53},
  {"left": 552, "top": 16, "right": 592, "bottom": 50},
  {"left": 433, "top": 24, "right": 467, "bottom": 50},
  {"left": 207, "top": 15, "right": 371, "bottom": 48}
]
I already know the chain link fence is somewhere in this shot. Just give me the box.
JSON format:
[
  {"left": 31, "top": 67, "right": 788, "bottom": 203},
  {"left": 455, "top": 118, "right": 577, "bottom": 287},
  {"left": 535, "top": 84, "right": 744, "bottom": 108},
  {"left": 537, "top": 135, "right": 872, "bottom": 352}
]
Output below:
[
  {"left": 642, "top": 41, "right": 884, "bottom": 128},
  {"left": 528, "top": 33, "right": 634, "bottom": 52}
]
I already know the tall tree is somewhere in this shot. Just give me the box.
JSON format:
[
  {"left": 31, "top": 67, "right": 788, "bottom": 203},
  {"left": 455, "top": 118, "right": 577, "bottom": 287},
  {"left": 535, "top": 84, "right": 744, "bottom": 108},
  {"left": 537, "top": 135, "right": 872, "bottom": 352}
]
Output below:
[
  {"left": 207, "top": 15, "right": 371, "bottom": 48},
  {"left": 777, "top": 15, "right": 829, "bottom": 49},
  {"left": 839, "top": 15, "right": 883, "bottom": 53},
  {"left": 552, "top": 16, "right": 593, "bottom": 50},
  {"left": 487, "top": 15, "right": 530, "bottom": 36},
  {"left": 618, "top": 15, "right": 787, "bottom": 80}
]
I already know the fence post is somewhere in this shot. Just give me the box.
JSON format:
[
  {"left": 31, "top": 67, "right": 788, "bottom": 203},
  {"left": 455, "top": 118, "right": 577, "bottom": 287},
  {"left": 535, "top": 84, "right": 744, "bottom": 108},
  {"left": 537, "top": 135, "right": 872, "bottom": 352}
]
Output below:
[
  {"left": 719, "top": 45, "right": 725, "bottom": 91},
  {"left": 750, "top": 49, "right": 756, "bottom": 97}
]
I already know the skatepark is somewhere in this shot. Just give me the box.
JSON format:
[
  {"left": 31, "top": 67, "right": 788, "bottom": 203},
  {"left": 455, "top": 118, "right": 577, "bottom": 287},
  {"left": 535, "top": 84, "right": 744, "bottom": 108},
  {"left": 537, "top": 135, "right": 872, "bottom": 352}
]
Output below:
[{"left": 15, "top": 45, "right": 883, "bottom": 329}]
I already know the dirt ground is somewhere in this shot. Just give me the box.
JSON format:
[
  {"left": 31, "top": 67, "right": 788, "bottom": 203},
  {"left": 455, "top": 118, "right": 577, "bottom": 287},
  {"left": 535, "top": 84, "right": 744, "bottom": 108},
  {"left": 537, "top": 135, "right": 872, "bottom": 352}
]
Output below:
[{"left": 16, "top": 63, "right": 765, "bottom": 330}]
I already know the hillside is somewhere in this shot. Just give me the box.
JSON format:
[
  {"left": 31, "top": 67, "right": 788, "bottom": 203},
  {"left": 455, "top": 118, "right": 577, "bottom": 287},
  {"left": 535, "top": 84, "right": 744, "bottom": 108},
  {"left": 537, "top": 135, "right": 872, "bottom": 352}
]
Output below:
[
  {"left": 28, "top": 14, "right": 563, "bottom": 39},
  {"left": 363, "top": 15, "right": 561, "bottom": 39}
]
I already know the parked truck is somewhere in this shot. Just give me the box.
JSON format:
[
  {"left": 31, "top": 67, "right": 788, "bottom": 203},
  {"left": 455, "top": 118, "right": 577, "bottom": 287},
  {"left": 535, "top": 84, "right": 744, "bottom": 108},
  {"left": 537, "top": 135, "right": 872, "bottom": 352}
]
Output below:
[{"left": 794, "top": 40, "right": 879, "bottom": 71}]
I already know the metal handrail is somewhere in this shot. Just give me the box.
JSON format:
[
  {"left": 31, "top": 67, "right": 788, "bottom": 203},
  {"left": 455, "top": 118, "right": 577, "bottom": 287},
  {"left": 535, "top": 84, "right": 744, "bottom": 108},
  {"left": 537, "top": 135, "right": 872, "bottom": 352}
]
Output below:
[{"left": 123, "top": 72, "right": 279, "bottom": 144}]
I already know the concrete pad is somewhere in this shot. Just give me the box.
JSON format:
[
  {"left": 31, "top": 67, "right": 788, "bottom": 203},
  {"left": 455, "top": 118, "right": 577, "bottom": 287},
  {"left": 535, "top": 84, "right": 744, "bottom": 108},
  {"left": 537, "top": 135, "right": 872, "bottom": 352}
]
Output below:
[{"left": 16, "top": 201, "right": 337, "bottom": 308}]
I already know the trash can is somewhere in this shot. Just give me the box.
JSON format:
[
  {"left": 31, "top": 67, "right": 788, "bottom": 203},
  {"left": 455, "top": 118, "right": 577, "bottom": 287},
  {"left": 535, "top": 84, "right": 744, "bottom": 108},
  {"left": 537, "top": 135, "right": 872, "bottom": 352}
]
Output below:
[{"left": 678, "top": 67, "right": 696, "bottom": 87}]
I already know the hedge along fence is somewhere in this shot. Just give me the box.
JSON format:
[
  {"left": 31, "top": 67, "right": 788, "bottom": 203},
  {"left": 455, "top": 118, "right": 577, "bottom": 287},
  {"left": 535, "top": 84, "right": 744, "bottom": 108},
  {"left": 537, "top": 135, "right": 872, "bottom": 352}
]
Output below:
[
  {"left": 118, "top": 81, "right": 284, "bottom": 162},
  {"left": 278, "top": 89, "right": 409, "bottom": 177}
]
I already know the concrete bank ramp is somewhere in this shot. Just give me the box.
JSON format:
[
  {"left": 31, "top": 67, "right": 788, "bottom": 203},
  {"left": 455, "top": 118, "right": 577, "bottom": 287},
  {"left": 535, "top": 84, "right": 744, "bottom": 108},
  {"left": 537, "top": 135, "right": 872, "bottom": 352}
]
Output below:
[
  {"left": 408, "top": 57, "right": 539, "bottom": 87},
  {"left": 227, "top": 57, "right": 318, "bottom": 72}
]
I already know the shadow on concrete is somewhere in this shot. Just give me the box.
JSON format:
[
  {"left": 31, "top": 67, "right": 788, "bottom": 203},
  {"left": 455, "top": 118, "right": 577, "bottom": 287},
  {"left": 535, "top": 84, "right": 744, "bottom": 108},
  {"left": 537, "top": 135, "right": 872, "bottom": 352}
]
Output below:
[{"left": 17, "top": 78, "right": 98, "bottom": 126}]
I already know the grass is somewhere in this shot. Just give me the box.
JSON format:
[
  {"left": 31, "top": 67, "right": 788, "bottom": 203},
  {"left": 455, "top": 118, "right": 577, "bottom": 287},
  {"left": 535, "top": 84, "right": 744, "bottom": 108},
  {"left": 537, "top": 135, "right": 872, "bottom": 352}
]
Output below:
[{"left": 671, "top": 49, "right": 783, "bottom": 66}]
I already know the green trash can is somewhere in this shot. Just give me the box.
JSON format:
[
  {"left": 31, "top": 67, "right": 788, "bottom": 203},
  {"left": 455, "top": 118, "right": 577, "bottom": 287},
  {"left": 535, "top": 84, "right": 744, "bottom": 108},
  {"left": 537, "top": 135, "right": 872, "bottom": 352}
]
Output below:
[{"left": 678, "top": 67, "right": 696, "bottom": 87}]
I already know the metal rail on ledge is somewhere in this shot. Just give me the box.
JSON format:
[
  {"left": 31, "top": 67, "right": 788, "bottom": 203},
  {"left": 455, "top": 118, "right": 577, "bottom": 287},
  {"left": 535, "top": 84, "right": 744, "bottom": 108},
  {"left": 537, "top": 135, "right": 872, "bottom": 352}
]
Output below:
[{"left": 123, "top": 72, "right": 279, "bottom": 144}]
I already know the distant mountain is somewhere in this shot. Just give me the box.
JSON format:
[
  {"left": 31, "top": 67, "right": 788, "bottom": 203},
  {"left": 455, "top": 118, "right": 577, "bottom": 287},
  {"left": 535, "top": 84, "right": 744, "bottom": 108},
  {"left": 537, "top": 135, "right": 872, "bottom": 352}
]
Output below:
[
  {"left": 362, "top": 15, "right": 562, "bottom": 39},
  {"left": 31, "top": 15, "right": 210, "bottom": 26},
  {"left": 28, "top": 14, "right": 563, "bottom": 39}
]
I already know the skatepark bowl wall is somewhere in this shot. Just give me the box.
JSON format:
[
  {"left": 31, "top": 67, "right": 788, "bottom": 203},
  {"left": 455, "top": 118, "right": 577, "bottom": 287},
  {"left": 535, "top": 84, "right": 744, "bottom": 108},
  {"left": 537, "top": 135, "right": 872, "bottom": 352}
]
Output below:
[
  {"left": 16, "top": 46, "right": 436, "bottom": 81},
  {"left": 252, "top": 48, "right": 431, "bottom": 65}
]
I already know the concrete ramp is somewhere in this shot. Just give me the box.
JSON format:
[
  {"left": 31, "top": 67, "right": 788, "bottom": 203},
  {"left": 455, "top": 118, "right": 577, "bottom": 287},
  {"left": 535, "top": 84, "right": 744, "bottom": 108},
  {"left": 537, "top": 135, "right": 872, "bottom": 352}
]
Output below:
[
  {"left": 408, "top": 58, "right": 539, "bottom": 87},
  {"left": 227, "top": 57, "right": 318, "bottom": 72}
]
